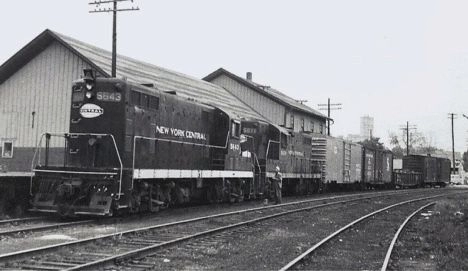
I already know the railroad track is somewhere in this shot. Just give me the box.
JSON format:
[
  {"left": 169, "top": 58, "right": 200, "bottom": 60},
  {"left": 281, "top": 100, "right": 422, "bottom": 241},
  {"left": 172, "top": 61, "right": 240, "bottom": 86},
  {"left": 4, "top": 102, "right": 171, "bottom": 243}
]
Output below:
[
  {"left": 279, "top": 192, "right": 465, "bottom": 271},
  {"left": 0, "top": 189, "right": 448, "bottom": 270},
  {"left": 0, "top": 216, "right": 43, "bottom": 226},
  {"left": 0, "top": 216, "right": 94, "bottom": 237}
]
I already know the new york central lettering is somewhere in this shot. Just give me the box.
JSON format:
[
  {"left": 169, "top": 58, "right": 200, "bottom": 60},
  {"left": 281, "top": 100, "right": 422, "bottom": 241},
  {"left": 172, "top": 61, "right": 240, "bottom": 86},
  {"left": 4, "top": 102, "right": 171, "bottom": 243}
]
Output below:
[{"left": 155, "top": 125, "right": 207, "bottom": 141}]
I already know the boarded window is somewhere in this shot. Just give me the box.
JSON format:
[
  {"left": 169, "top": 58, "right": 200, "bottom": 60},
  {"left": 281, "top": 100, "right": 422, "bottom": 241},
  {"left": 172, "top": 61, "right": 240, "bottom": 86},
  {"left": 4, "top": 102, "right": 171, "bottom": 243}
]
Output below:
[
  {"left": 2, "top": 141, "right": 13, "bottom": 158},
  {"left": 140, "top": 94, "right": 149, "bottom": 108}
]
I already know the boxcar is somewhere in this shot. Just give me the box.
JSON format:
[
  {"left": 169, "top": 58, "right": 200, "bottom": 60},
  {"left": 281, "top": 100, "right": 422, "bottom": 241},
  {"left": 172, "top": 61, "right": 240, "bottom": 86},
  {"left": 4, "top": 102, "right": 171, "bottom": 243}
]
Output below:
[{"left": 402, "top": 155, "right": 450, "bottom": 187}]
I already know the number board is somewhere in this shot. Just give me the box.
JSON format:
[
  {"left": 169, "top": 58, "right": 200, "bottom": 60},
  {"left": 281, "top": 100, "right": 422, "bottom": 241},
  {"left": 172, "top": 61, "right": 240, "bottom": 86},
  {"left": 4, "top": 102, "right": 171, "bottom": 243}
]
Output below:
[{"left": 97, "top": 92, "right": 122, "bottom": 102}]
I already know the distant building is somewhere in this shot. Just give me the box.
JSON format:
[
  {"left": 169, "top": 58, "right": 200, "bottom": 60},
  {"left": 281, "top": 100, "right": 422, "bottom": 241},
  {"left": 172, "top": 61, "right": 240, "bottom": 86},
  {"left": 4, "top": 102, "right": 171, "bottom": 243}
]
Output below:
[
  {"left": 346, "top": 115, "right": 375, "bottom": 143},
  {"left": 360, "top": 115, "right": 374, "bottom": 140},
  {"left": 345, "top": 134, "right": 362, "bottom": 143}
]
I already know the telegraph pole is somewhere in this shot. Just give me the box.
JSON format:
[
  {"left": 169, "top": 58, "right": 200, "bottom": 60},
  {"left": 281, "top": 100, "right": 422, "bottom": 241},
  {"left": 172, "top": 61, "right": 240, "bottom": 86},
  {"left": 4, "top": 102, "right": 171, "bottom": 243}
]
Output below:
[
  {"left": 89, "top": 0, "right": 139, "bottom": 77},
  {"left": 318, "top": 98, "right": 342, "bottom": 136},
  {"left": 399, "top": 122, "right": 417, "bottom": 156},
  {"left": 449, "top": 113, "right": 457, "bottom": 173}
]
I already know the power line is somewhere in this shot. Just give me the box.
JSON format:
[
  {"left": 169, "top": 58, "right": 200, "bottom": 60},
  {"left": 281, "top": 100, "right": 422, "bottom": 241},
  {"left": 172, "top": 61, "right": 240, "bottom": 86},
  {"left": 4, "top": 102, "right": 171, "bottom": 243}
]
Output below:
[
  {"left": 448, "top": 113, "right": 457, "bottom": 173},
  {"left": 399, "top": 121, "right": 417, "bottom": 156},
  {"left": 88, "top": 0, "right": 139, "bottom": 77},
  {"left": 318, "top": 98, "right": 342, "bottom": 136}
]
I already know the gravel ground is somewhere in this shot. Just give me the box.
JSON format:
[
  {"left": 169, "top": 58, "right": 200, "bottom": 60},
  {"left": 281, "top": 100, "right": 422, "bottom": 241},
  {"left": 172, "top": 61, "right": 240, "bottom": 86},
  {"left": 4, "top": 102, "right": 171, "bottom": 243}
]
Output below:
[
  {"left": 110, "top": 191, "right": 448, "bottom": 271},
  {"left": 389, "top": 193, "right": 468, "bottom": 270},
  {"left": 297, "top": 201, "right": 432, "bottom": 270}
]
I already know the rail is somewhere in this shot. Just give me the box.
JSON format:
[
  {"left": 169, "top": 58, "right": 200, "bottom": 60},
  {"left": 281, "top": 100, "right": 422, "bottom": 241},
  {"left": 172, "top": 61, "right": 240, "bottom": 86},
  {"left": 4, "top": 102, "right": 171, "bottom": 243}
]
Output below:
[{"left": 381, "top": 202, "right": 435, "bottom": 271}]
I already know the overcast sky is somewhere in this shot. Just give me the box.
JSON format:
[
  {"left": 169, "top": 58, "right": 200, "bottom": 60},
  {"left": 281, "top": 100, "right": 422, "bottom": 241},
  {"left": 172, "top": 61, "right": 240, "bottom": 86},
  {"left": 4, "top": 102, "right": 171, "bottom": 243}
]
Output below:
[{"left": 1, "top": 0, "right": 468, "bottom": 152}]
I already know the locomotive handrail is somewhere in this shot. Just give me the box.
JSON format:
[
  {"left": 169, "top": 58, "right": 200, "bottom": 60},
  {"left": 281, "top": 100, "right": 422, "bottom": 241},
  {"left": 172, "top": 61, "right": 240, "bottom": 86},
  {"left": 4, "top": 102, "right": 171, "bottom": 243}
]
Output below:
[
  {"left": 241, "top": 134, "right": 261, "bottom": 174},
  {"left": 30, "top": 133, "right": 124, "bottom": 200},
  {"left": 265, "top": 139, "right": 280, "bottom": 185},
  {"left": 131, "top": 131, "right": 230, "bottom": 190}
]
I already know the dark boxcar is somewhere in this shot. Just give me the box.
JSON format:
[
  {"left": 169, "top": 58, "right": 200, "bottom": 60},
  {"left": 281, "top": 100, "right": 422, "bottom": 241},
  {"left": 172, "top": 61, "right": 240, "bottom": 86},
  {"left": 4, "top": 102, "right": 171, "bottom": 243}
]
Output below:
[
  {"left": 382, "top": 151, "right": 394, "bottom": 187},
  {"left": 436, "top": 157, "right": 451, "bottom": 186},
  {"left": 402, "top": 155, "right": 448, "bottom": 187},
  {"left": 363, "top": 148, "right": 375, "bottom": 185},
  {"left": 424, "top": 156, "right": 438, "bottom": 184},
  {"left": 362, "top": 147, "right": 393, "bottom": 188}
]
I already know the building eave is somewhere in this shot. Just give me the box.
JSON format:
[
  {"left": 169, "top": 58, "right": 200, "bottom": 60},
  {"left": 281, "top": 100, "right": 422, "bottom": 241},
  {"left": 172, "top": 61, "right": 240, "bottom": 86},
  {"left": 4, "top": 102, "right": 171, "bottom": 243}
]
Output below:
[{"left": 0, "top": 29, "right": 109, "bottom": 85}]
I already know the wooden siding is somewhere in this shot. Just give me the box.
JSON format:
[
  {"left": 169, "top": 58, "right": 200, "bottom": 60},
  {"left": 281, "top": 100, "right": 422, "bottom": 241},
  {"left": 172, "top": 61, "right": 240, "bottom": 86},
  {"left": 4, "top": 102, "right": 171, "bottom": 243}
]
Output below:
[
  {"left": 210, "top": 75, "right": 285, "bottom": 125},
  {"left": 0, "top": 41, "right": 93, "bottom": 148}
]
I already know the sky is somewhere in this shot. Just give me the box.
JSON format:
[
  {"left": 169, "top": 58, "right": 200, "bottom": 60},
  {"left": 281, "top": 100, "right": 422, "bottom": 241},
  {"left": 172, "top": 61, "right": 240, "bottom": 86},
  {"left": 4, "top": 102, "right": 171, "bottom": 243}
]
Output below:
[{"left": 1, "top": 0, "right": 468, "bottom": 153}]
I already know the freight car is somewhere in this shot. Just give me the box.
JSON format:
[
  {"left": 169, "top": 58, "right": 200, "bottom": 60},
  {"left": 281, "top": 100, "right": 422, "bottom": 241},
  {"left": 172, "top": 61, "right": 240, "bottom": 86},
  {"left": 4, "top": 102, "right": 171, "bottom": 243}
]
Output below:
[
  {"left": 314, "top": 136, "right": 363, "bottom": 190},
  {"left": 401, "top": 155, "right": 450, "bottom": 187},
  {"left": 362, "top": 147, "right": 393, "bottom": 188},
  {"left": 31, "top": 70, "right": 256, "bottom": 216}
]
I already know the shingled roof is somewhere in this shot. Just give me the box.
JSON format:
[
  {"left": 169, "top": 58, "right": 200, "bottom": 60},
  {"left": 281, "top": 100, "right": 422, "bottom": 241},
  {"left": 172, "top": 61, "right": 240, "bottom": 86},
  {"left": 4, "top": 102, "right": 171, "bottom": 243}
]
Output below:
[
  {"left": 203, "top": 68, "right": 327, "bottom": 120},
  {"left": 0, "top": 29, "right": 267, "bottom": 122}
]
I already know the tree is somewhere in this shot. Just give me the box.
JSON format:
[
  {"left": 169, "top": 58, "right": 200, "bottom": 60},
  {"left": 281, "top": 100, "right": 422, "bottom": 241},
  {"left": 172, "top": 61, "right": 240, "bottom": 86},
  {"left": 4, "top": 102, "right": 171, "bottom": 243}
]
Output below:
[
  {"left": 360, "top": 137, "right": 385, "bottom": 150},
  {"left": 388, "top": 131, "right": 440, "bottom": 158}
]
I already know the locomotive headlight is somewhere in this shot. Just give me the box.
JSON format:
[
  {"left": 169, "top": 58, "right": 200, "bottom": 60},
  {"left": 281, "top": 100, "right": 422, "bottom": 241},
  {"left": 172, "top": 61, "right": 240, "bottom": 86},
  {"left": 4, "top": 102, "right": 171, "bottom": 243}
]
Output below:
[
  {"left": 85, "top": 91, "right": 94, "bottom": 99},
  {"left": 85, "top": 82, "right": 94, "bottom": 91}
]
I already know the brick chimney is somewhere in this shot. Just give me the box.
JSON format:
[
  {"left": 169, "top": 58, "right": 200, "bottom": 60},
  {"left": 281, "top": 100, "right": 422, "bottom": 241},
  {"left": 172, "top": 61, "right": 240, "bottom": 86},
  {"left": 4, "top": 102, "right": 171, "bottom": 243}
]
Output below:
[{"left": 246, "top": 72, "right": 252, "bottom": 81}]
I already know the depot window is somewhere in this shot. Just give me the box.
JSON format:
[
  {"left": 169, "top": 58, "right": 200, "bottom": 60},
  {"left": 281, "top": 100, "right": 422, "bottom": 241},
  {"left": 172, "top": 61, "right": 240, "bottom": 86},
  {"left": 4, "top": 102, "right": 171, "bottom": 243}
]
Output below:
[{"left": 2, "top": 141, "right": 13, "bottom": 158}]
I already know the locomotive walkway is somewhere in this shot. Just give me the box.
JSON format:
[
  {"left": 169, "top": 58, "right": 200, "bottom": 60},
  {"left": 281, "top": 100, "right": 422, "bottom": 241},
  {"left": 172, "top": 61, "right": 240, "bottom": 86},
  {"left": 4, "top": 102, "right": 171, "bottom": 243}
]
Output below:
[{"left": 0, "top": 189, "right": 456, "bottom": 270}]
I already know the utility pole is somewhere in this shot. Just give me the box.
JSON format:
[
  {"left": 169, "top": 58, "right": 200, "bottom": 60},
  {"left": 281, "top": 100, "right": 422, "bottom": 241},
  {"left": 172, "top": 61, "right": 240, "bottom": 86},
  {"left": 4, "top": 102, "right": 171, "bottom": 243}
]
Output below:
[
  {"left": 89, "top": 0, "right": 139, "bottom": 77},
  {"left": 399, "top": 122, "right": 417, "bottom": 156},
  {"left": 318, "top": 98, "right": 342, "bottom": 136},
  {"left": 449, "top": 113, "right": 457, "bottom": 173}
]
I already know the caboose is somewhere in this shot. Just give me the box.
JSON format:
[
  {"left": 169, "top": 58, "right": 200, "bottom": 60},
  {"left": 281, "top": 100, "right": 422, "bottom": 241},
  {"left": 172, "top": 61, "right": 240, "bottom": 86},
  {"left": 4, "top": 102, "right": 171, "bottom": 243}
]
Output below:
[{"left": 31, "top": 70, "right": 254, "bottom": 216}]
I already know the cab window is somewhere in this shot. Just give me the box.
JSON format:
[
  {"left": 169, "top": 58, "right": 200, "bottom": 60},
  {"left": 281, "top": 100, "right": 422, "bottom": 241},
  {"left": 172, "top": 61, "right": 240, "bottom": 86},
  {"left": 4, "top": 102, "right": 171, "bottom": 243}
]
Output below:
[
  {"left": 231, "top": 121, "right": 240, "bottom": 138},
  {"left": 2, "top": 141, "right": 13, "bottom": 158}
]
